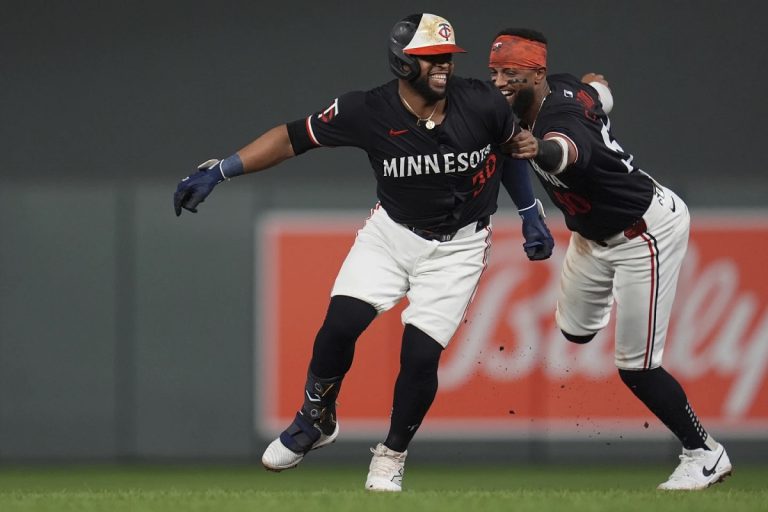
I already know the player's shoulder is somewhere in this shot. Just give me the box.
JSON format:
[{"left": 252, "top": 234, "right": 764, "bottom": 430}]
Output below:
[
  {"left": 328, "top": 80, "right": 396, "bottom": 104},
  {"left": 361, "top": 80, "right": 403, "bottom": 111},
  {"left": 365, "top": 80, "right": 399, "bottom": 101},
  {"left": 320, "top": 81, "right": 396, "bottom": 119},
  {"left": 546, "top": 73, "right": 597, "bottom": 105},
  {"left": 539, "top": 73, "right": 603, "bottom": 124}
]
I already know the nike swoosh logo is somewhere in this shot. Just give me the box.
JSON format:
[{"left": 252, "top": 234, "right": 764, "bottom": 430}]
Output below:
[
  {"left": 702, "top": 449, "right": 725, "bottom": 477},
  {"left": 305, "top": 390, "right": 321, "bottom": 403},
  {"left": 670, "top": 196, "right": 676, "bottom": 212},
  {"left": 389, "top": 128, "right": 409, "bottom": 137}
]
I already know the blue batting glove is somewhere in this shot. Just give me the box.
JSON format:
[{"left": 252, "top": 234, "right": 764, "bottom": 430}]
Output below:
[
  {"left": 173, "top": 159, "right": 225, "bottom": 216},
  {"left": 519, "top": 199, "right": 555, "bottom": 261}
]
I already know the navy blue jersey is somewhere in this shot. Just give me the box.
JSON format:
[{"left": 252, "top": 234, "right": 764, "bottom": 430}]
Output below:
[
  {"left": 530, "top": 73, "right": 655, "bottom": 241},
  {"left": 287, "top": 78, "right": 518, "bottom": 233}
]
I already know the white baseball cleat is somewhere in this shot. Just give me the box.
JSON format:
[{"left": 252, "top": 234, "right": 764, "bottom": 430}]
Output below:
[
  {"left": 657, "top": 443, "right": 732, "bottom": 490},
  {"left": 365, "top": 443, "right": 408, "bottom": 492},
  {"left": 261, "top": 418, "right": 339, "bottom": 472}
]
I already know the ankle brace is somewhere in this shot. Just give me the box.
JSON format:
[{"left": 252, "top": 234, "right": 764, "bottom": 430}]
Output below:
[{"left": 301, "top": 371, "right": 343, "bottom": 435}]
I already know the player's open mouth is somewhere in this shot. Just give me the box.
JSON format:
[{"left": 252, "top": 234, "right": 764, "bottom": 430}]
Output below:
[
  {"left": 429, "top": 73, "right": 448, "bottom": 87},
  {"left": 501, "top": 89, "right": 515, "bottom": 103}
]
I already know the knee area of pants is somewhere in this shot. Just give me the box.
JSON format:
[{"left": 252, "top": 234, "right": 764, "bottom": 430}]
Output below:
[
  {"left": 618, "top": 367, "right": 660, "bottom": 385},
  {"left": 401, "top": 325, "right": 443, "bottom": 374},
  {"left": 320, "top": 318, "right": 361, "bottom": 340},
  {"left": 561, "top": 330, "right": 596, "bottom": 344},
  {"left": 321, "top": 297, "right": 375, "bottom": 338},
  {"left": 400, "top": 351, "right": 441, "bottom": 375}
]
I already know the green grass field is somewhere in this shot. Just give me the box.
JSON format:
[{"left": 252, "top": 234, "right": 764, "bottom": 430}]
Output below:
[{"left": 0, "top": 464, "right": 766, "bottom": 512}]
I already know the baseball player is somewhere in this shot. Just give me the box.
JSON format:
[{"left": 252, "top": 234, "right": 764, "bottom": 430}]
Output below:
[
  {"left": 490, "top": 28, "right": 732, "bottom": 490},
  {"left": 173, "top": 14, "right": 553, "bottom": 491}
]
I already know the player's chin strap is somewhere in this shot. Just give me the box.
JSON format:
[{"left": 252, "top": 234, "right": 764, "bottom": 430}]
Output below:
[{"left": 534, "top": 137, "right": 569, "bottom": 174}]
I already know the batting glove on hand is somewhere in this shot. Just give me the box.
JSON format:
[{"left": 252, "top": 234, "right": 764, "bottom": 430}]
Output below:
[
  {"left": 173, "top": 159, "right": 225, "bottom": 216},
  {"left": 520, "top": 199, "right": 555, "bottom": 261}
]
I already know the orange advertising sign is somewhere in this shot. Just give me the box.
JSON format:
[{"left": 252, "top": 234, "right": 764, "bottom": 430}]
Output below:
[{"left": 257, "top": 212, "right": 768, "bottom": 439}]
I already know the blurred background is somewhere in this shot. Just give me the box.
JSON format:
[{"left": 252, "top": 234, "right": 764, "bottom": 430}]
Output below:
[{"left": 1, "top": 0, "right": 765, "bottom": 467}]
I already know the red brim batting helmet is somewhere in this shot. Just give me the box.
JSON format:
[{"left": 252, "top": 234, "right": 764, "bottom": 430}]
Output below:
[
  {"left": 388, "top": 13, "right": 465, "bottom": 80},
  {"left": 402, "top": 13, "right": 466, "bottom": 55}
]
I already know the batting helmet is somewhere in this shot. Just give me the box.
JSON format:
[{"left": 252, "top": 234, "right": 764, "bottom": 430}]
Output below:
[{"left": 388, "top": 13, "right": 466, "bottom": 80}]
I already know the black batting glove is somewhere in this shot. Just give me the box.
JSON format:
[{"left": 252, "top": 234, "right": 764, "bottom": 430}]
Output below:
[
  {"left": 520, "top": 199, "right": 555, "bottom": 261},
  {"left": 173, "top": 159, "right": 225, "bottom": 216}
]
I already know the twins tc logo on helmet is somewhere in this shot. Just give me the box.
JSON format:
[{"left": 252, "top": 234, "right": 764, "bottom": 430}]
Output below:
[
  {"left": 437, "top": 23, "right": 451, "bottom": 41},
  {"left": 402, "top": 13, "right": 466, "bottom": 55}
]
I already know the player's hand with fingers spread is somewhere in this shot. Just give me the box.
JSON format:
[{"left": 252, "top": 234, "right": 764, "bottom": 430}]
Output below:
[
  {"left": 506, "top": 130, "right": 539, "bottom": 159},
  {"left": 519, "top": 199, "right": 554, "bottom": 261}
]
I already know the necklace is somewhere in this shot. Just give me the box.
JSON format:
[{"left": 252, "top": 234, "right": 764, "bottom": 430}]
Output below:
[
  {"left": 399, "top": 93, "right": 439, "bottom": 130},
  {"left": 529, "top": 87, "right": 551, "bottom": 132}
]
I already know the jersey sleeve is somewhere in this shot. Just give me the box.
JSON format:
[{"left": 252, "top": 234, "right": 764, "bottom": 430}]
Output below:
[
  {"left": 286, "top": 91, "right": 368, "bottom": 155},
  {"left": 536, "top": 90, "right": 602, "bottom": 168}
]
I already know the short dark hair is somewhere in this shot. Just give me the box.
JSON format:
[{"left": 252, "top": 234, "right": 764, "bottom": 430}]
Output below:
[{"left": 494, "top": 28, "right": 547, "bottom": 45}]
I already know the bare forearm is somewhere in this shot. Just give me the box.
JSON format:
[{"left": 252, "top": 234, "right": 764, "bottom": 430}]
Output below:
[
  {"left": 174, "top": 124, "right": 298, "bottom": 216},
  {"left": 237, "top": 124, "right": 296, "bottom": 174}
]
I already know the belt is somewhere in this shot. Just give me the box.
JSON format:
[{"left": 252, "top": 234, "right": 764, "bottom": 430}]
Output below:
[
  {"left": 408, "top": 216, "right": 490, "bottom": 242},
  {"left": 594, "top": 218, "right": 648, "bottom": 247}
]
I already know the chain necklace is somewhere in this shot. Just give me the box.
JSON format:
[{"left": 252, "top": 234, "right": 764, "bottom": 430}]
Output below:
[
  {"left": 529, "top": 86, "right": 551, "bottom": 132},
  {"left": 399, "top": 93, "right": 439, "bottom": 130}
]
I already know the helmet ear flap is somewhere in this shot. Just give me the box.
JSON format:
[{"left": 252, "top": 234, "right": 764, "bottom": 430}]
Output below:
[
  {"left": 388, "top": 15, "right": 421, "bottom": 81},
  {"left": 388, "top": 51, "right": 420, "bottom": 81}
]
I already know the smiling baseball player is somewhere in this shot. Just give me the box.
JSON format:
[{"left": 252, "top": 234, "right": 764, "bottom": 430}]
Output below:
[
  {"left": 173, "top": 14, "right": 552, "bottom": 492},
  {"left": 490, "top": 28, "right": 732, "bottom": 490}
]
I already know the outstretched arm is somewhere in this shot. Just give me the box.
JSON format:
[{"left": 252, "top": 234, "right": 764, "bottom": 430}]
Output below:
[
  {"left": 173, "top": 124, "right": 296, "bottom": 216},
  {"left": 237, "top": 124, "right": 296, "bottom": 174}
]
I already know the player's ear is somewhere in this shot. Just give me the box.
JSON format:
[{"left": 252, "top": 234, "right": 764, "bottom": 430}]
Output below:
[{"left": 534, "top": 67, "right": 547, "bottom": 84}]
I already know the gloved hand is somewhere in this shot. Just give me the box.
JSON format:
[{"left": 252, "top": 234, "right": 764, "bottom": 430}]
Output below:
[
  {"left": 520, "top": 199, "right": 554, "bottom": 261},
  {"left": 173, "top": 159, "right": 224, "bottom": 216}
]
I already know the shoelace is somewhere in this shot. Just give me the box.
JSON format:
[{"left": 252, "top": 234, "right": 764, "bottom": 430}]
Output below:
[
  {"left": 666, "top": 454, "right": 699, "bottom": 481},
  {"left": 369, "top": 447, "right": 405, "bottom": 478}
]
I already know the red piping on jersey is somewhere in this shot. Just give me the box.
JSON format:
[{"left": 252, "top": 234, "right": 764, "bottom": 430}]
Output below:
[
  {"left": 305, "top": 116, "right": 321, "bottom": 146},
  {"left": 640, "top": 232, "right": 658, "bottom": 369}
]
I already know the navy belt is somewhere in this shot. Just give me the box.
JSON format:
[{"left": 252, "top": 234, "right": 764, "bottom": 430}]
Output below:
[{"left": 408, "top": 216, "right": 490, "bottom": 242}]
